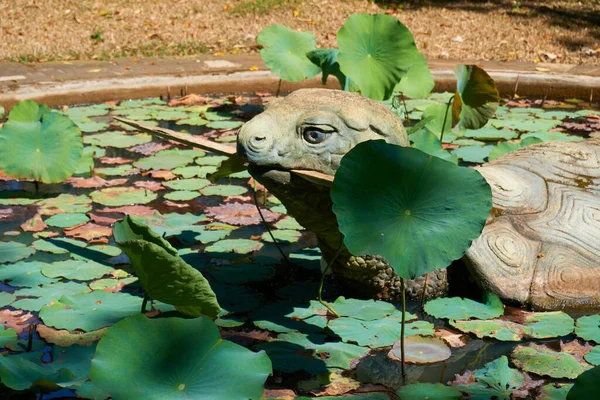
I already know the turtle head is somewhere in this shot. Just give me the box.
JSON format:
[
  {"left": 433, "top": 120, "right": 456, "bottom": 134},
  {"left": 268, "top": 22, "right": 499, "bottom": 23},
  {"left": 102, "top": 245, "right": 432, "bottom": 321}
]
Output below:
[{"left": 237, "top": 88, "right": 409, "bottom": 180}]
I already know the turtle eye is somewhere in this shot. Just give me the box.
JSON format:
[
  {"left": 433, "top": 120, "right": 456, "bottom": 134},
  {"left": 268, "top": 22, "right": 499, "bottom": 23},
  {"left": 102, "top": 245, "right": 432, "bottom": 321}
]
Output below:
[{"left": 302, "top": 127, "right": 330, "bottom": 144}]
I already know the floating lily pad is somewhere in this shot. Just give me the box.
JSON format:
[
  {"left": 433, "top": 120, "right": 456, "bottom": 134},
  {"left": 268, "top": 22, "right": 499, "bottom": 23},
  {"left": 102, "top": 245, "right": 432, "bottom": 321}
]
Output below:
[
  {"left": 521, "top": 131, "right": 582, "bottom": 142},
  {"left": 0, "top": 292, "right": 16, "bottom": 308},
  {"left": 163, "top": 178, "right": 210, "bottom": 191},
  {"left": 39, "top": 291, "right": 142, "bottom": 331},
  {"left": 453, "top": 144, "right": 494, "bottom": 163},
  {"left": 138, "top": 212, "right": 208, "bottom": 238},
  {"left": 331, "top": 297, "right": 398, "bottom": 321},
  {"left": 464, "top": 127, "right": 518, "bottom": 141},
  {"left": 424, "top": 292, "right": 504, "bottom": 320},
  {"left": 394, "top": 52, "right": 434, "bottom": 99},
  {"left": 257, "top": 24, "right": 320, "bottom": 82},
  {"left": 451, "top": 319, "right": 523, "bottom": 341},
  {"left": 64, "top": 104, "right": 111, "bottom": 119},
  {"left": 95, "top": 165, "right": 134, "bottom": 176},
  {"left": 200, "top": 184, "right": 247, "bottom": 196},
  {"left": 206, "top": 120, "right": 243, "bottom": 130},
  {"left": 455, "top": 356, "right": 524, "bottom": 400},
  {"left": 490, "top": 118, "right": 561, "bottom": 132},
  {"left": 0, "top": 241, "right": 34, "bottom": 263},
  {"left": 205, "top": 238, "right": 263, "bottom": 254},
  {"left": 172, "top": 165, "right": 217, "bottom": 178},
  {"left": 90, "top": 187, "right": 157, "bottom": 206},
  {"left": 83, "top": 131, "right": 152, "bottom": 148},
  {"left": 41, "top": 260, "right": 114, "bottom": 281},
  {"left": 153, "top": 109, "right": 190, "bottom": 121},
  {"left": 0, "top": 100, "right": 83, "bottom": 183},
  {"left": 389, "top": 335, "right": 451, "bottom": 364},
  {"left": 0, "top": 353, "right": 73, "bottom": 391},
  {"left": 584, "top": 346, "right": 600, "bottom": 366},
  {"left": 31, "top": 237, "right": 87, "bottom": 254},
  {"left": 134, "top": 148, "right": 205, "bottom": 171},
  {"left": 44, "top": 213, "right": 90, "bottom": 229},
  {"left": 274, "top": 217, "right": 303, "bottom": 230},
  {"left": 0, "top": 261, "right": 56, "bottom": 287},
  {"left": 398, "top": 383, "right": 461, "bottom": 400},
  {"left": 0, "top": 327, "right": 18, "bottom": 348},
  {"left": 13, "top": 281, "right": 90, "bottom": 311},
  {"left": 512, "top": 343, "right": 587, "bottom": 379},
  {"left": 90, "top": 315, "right": 271, "bottom": 400},
  {"left": 262, "top": 229, "right": 302, "bottom": 243},
  {"left": 74, "top": 118, "right": 108, "bottom": 133},
  {"left": 176, "top": 116, "right": 209, "bottom": 126},
  {"left": 576, "top": 314, "right": 600, "bottom": 342},
  {"left": 252, "top": 302, "right": 327, "bottom": 334},
  {"left": 163, "top": 190, "right": 200, "bottom": 201}
]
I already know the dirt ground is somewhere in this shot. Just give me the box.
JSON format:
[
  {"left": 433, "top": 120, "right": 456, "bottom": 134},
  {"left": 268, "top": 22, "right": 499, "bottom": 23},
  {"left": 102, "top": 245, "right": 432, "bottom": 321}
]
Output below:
[{"left": 1, "top": 0, "right": 599, "bottom": 65}]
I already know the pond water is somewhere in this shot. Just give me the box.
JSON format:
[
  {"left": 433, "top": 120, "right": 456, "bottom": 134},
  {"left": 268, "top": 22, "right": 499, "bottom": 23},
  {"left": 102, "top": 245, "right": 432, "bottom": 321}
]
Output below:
[{"left": 0, "top": 92, "right": 599, "bottom": 399}]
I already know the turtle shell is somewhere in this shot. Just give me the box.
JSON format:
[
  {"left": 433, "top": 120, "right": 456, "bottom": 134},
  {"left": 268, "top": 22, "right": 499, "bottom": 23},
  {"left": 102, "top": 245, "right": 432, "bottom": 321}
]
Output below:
[{"left": 466, "top": 138, "right": 600, "bottom": 310}]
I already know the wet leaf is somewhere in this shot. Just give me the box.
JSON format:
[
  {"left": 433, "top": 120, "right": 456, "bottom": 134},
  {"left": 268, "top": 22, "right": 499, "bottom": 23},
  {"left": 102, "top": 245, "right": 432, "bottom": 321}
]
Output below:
[
  {"left": 576, "top": 314, "right": 600, "bottom": 342},
  {"left": 389, "top": 335, "right": 451, "bottom": 364},
  {"left": 90, "top": 187, "right": 157, "bottom": 206},
  {"left": 0, "top": 241, "right": 35, "bottom": 263},
  {"left": 424, "top": 292, "right": 504, "bottom": 320},
  {"left": 512, "top": 343, "right": 588, "bottom": 379}
]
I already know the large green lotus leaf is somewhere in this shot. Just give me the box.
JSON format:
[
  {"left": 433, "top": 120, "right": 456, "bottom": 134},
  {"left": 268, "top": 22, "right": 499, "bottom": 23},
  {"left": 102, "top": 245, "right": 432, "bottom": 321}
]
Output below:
[
  {"left": 90, "top": 187, "right": 157, "bottom": 206},
  {"left": 44, "top": 212, "right": 90, "bottom": 228},
  {"left": 512, "top": 343, "right": 588, "bottom": 379},
  {"left": 0, "top": 353, "right": 74, "bottom": 391},
  {"left": 331, "top": 296, "right": 398, "bottom": 321},
  {"left": 488, "top": 137, "right": 544, "bottom": 161},
  {"left": 456, "top": 356, "right": 524, "bottom": 400},
  {"left": 134, "top": 148, "right": 205, "bottom": 170},
  {"left": 0, "top": 100, "right": 83, "bottom": 183},
  {"left": 252, "top": 301, "right": 327, "bottom": 333},
  {"left": 39, "top": 291, "right": 142, "bottom": 331},
  {"left": 451, "top": 65, "right": 499, "bottom": 130},
  {"left": 422, "top": 103, "right": 456, "bottom": 141},
  {"left": 327, "top": 315, "right": 432, "bottom": 348},
  {"left": 0, "top": 241, "right": 35, "bottom": 263},
  {"left": 0, "top": 261, "right": 58, "bottom": 287},
  {"left": 398, "top": 383, "right": 461, "bottom": 400},
  {"left": 90, "top": 315, "right": 271, "bottom": 400},
  {"left": 389, "top": 335, "right": 451, "bottom": 364},
  {"left": 113, "top": 214, "right": 178, "bottom": 255},
  {"left": 117, "top": 240, "right": 220, "bottom": 318},
  {"left": 337, "top": 14, "right": 419, "bottom": 100},
  {"left": 567, "top": 365, "right": 600, "bottom": 400},
  {"left": 257, "top": 24, "right": 320, "bottom": 82},
  {"left": 192, "top": 223, "right": 234, "bottom": 245},
  {"left": 163, "top": 178, "right": 210, "bottom": 191},
  {"left": 257, "top": 332, "right": 368, "bottom": 374},
  {"left": 409, "top": 129, "right": 458, "bottom": 163},
  {"left": 306, "top": 48, "right": 346, "bottom": 88},
  {"left": 424, "top": 292, "right": 504, "bottom": 320},
  {"left": 41, "top": 260, "right": 115, "bottom": 281},
  {"left": 331, "top": 141, "right": 491, "bottom": 279},
  {"left": 205, "top": 238, "right": 263, "bottom": 254},
  {"left": 575, "top": 314, "right": 600, "bottom": 342},
  {"left": 394, "top": 52, "right": 434, "bottom": 99},
  {"left": 12, "top": 282, "right": 90, "bottom": 311},
  {"left": 584, "top": 346, "right": 600, "bottom": 366}
]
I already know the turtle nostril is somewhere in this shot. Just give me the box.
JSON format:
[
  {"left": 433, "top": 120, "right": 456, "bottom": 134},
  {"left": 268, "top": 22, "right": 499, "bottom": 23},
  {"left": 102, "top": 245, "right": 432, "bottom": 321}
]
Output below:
[{"left": 253, "top": 136, "right": 266, "bottom": 143}]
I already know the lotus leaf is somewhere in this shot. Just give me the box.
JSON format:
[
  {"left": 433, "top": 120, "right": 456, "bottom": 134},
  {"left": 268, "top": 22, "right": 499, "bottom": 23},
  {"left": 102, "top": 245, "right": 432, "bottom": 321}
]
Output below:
[
  {"left": 0, "top": 353, "right": 74, "bottom": 391},
  {"left": 176, "top": 116, "right": 209, "bottom": 126},
  {"left": 164, "top": 190, "right": 200, "bottom": 201},
  {"left": 95, "top": 165, "right": 134, "bottom": 176},
  {"left": 90, "top": 187, "right": 157, "bottom": 206},
  {"left": 200, "top": 184, "right": 248, "bottom": 196},
  {"left": 252, "top": 301, "right": 327, "bottom": 333},
  {"left": 567, "top": 365, "right": 600, "bottom": 400},
  {"left": 205, "top": 238, "right": 263, "bottom": 254},
  {"left": 257, "top": 24, "right": 320, "bottom": 82},
  {"left": 453, "top": 144, "right": 494, "bottom": 163},
  {"left": 74, "top": 118, "right": 108, "bottom": 133},
  {"left": 424, "top": 292, "right": 504, "bottom": 320},
  {"left": 172, "top": 165, "right": 217, "bottom": 178},
  {"left": 0, "top": 241, "right": 35, "bottom": 263},
  {"left": 409, "top": 129, "right": 458, "bottom": 163},
  {"left": 389, "top": 335, "right": 451, "bottom": 364},
  {"left": 521, "top": 131, "right": 582, "bottom": 142},
  {"left": 0, "top": 292, "right": 16, "bottom": 308},
  {"left": 464, "top": 127, "right": 518, "bottom": 141},
  {"left": 13, "top": 281, "right": 90, "bottom": 311},
  {"left": 262, "top": 229, "right": 302, "bottom": 243},
  {"left": 524, "top": 311, "right": 575, "bottom": 338},
  {"left": 134, "top": 148, "right": 205, "bottom": 170},
  {"left": 306, "top": 48, "right": 346, "bottom": 87},
  {"left": 116, "top": 240, "right": 220, "bottom": 318},
  {"left": 152, "top": 109, "right": 190, "bottom": 121},
  {"left": 511, "top": 343, "right": 588, "bottom": 379},
  {"left": 452, "top": 65, "right": 500, "bottom": 130},
  {"left": 328, "top": 315, "right": 433, "bottom": 348},
  {"left": 0, "top": 100, "right": 83, "bottom": 183},
  {"left": 451, "top": 319, "right": 523, "bottom": 341},
  {"left": 0, "top": 327, "right": 18, "bottom": 347},
  {"left": 584, "top": 346, "right": 600, "bottom": 366},
  {"left": 421, "top": 103, "right": 456, "bottom": 141},
  {"left": 337, "top": 14, "right": 419, "bottom": 100},
  {"left": 64, "top": 104, "right": 111, "bottom": 119},
  {"left": 206, "top": 120, "right": 244, "bottom": 130},
  {"left": 137, "top": 212, "right": 208, "bottom": 238},
  {"left": 456, "top": 356, "right": 524, "bottom": 400},
  {"left": 37, "top": 193, "right": 92, "bottom": 215},
  {"left": 490, "top": 118, "right": 561, "bottom": 131},
  {"left": 0, "top": 261, "right": 57, "bottom": 287},
  {"left": 488, "top": 136, "right": 544, "bottom": 162},
  {"left": 31, "top": 237, "right": 87, "bottom": 254},
  {"left": 398, "top": 383, "right": 461, "bottom": 400},
  {"left": 41, "top": 260, "right": 115, "bottom": 281},
  {"left": 163, "top": 178, "right": 210, "bottom": 191},
  {"left": 394, "top": 52, "right": 434, "bottom": 99},
  {"left": 331, "top": 297, "right": 398, "bottom": 321},
  {"left": 575, "top": 314, "right": 600, "bottom": 342},
  {"left": 39, "top": 291, "right": 142, "bottom": 331},
  {"left": 90, "top": 314, "right": 272, "bottom": 400},
  {"left": 44, "top": 212, "right": 90, "bottom": 228},
  {"left": 331, "top": 141, "right": 491, "bottom": 279}
]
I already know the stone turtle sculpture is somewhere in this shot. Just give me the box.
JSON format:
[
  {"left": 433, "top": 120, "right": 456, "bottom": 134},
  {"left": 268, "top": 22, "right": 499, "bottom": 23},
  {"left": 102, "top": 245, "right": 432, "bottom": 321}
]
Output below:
[{"left": 237, "top": 88, "right": 600, "bottom": 311}]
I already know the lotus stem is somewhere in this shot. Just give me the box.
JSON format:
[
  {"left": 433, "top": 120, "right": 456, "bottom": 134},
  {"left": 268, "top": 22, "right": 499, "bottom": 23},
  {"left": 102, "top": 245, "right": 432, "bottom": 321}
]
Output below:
[
  {"left": 27, "top": 324, "right": 35, "bottom": 352},
  {"left": 400, "top": 277, "right": 406, "bottom": 381},
  {"left": 276, "top": 79, "right": 282, "bottom": 97},
  {"left": 318, "top": 241, "right": 343, "bottom": 318},
  {"left": 420, "top": 273, "right": 429, "bottom": 309},
  {"left": 401, "top": 94, "right": 410, "bottom": 123},
  {"left": 141, "top": 293, "right": 149, "bottom": 314},
  {"left": 439, "top": 95, "right": 454, "bottom": 144},
  {"left": 253, "top": 181, "right": 290, "bottom": 265}
]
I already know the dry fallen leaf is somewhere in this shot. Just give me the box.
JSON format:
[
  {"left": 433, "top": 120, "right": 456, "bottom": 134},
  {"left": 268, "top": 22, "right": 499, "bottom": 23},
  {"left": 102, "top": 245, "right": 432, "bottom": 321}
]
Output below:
[{"left": 168, "top": 94, "right": 209, "bottom": 107}]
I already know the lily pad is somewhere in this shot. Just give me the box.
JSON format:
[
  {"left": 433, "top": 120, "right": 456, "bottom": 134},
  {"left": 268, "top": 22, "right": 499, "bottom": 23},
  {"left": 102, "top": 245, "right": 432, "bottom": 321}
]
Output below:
[
  {"left": 0, "top": 241, "right": 34, "bottom": 263},
  {"left": 331, "top": 297, "right": 398, "bottom": 321},
  {"left": 584, "top": 346, "right": 600, "bottom": 366},
  {"left": 424, "top": 292, "right": 504, "bottom": 320},
  {"left": 0, "top": 261, "right": 57, "bottom": 287},
  {"left": 39, "top": 291, "right": 142, "bottom": 331},
  {"left": 521, "top": 131, "right": 582, "bottom": 142},
  {"left": 464, "top": 127, "right": 518, "bottom": 141},
  {"left": 337, "top": 13, "right": 419, "bottom": 100},
  {"left": 455, "top": 356, "right": 524, "bottom": 400},
  {"left": 262, "top": 229, "right": 302, "bottom": 243},
  {"left": 409, "top": 129, "right": 458, "bottom": 163},
  {"left": 331, "top": 141, "right": 491, "bottom": 279},
  {"left": 453, "top": 144, "right": 494, "bottom": 163},
  {"left": 252, "top": 301, "right": 327, "bottom": 334},
  {"left": 257, "top": 24, "right": 320, "bottom": 82},
  {"left": 41, "top": 260, "right": 114, "bottom": 281},
  {"left": 134, "top": 148, "right": 205, "bottom": 171},
  {"left": 163, "top": 178, "right": 210, "bottom": 191},
  {"left": 90, "top": 187, "right": 157, "bottom": 206},
  {"left": 205, "top": 238, "right": 263, "bottom": 254},
  {"left": 163, "top": 190, "right": 200, "bottom": 201},
  {"left": 576, "top": 314, "right": 600, "bottom": 342},
  {"left": 44, "top": 213, "right": 90, "bottom": 229},
  {"left": 83, "top": 131, "right": 151, "bottom": 148},
  {"left": 200, "top": 184, "right": 248, "bottom": 196},
  {"left": 0, "top": 100, "right": 83, "bottom": 183},
  {"left": 90, "top": 314, "right": 272, "bottom": 400},
  {"left": 206, "top": 120, "right": 244, "bottom": 130},
  {"left": 389, "top": 335, "right": 451, "bottom": 364},
  {"left": 512, "top": 343, "right": 587, "bottom": 379},
  {"left": 488, "top": 137, "right": 544, "bottom": 162}
]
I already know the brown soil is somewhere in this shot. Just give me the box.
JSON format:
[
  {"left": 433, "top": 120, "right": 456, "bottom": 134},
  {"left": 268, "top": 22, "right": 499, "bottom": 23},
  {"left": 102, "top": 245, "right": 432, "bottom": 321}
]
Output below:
[{"left": 1, "top": 0, "right": 599, "bottom": 65}]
